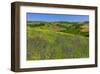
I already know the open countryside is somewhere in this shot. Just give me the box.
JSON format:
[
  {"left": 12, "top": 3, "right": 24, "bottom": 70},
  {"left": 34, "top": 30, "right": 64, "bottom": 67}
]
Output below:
[{"left": 27, "top": 13, "right": 89, "bottom": 60}]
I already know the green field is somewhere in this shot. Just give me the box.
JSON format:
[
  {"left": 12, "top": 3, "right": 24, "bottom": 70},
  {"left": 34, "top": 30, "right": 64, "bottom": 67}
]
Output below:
[{"left": 27, "top": 21, "right": 89, "bottom": 60}]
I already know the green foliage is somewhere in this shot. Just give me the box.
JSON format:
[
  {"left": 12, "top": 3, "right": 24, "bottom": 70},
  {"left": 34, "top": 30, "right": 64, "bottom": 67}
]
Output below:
[
  {"left": 27, "top": 21, "right": 89, "bottom": 60},
  {"left": 28, "top": 21, "right": 89, "bottom": 37}
]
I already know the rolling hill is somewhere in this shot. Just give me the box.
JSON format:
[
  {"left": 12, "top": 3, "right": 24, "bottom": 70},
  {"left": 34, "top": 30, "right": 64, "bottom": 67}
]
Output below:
[{"left": 27, "top": 21, "right": 89, "bottom": 60}]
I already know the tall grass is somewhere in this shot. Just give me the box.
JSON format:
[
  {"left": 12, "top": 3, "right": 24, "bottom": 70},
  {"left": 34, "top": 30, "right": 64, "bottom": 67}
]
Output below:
[{"left": 27, "top": 23, "right": 89, "bottom": 60}]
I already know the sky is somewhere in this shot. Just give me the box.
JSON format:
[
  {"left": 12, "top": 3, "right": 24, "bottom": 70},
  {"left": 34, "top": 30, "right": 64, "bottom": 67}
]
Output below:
[{"left": 27, "top": 13, "right": 89, "bottom": 22}]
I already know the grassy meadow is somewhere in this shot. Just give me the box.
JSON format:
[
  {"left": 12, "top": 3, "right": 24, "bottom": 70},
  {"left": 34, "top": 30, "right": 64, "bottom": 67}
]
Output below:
[{"left": 27, "top": 21, "right": 89, "bottom": 60}]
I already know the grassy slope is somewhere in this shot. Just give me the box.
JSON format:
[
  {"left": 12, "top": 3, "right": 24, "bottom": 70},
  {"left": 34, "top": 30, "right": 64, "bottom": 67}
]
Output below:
[{"left": 27, "top": 25, "right": 89, "bottom": 60}]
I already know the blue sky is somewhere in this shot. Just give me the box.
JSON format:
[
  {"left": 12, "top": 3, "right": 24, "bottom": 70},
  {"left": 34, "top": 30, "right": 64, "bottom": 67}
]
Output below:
[{"left": 27, "top": 13, "right": 89, "bottom": 22}]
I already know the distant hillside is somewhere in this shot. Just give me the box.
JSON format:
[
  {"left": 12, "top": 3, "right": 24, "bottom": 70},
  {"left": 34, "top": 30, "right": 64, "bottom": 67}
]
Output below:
[{"left": 27, "top": 21, "right": 89, "bottom": 37}]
